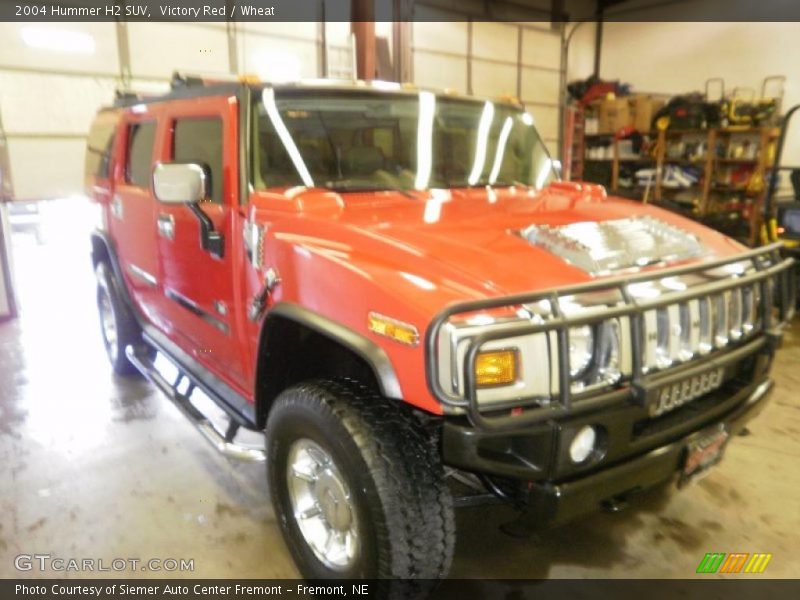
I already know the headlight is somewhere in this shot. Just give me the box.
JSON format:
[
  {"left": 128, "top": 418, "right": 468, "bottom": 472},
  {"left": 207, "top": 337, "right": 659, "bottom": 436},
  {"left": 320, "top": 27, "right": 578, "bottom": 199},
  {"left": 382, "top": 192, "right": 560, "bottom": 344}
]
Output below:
[
  {"left": 570, "top": 320, "right": 622, "bottom": 392},
  {"left": 568, "top": 326, "right": 593, "bottom": 378},
  {"left": 435, "top": 293, "right": 629, "bottom": 407}
]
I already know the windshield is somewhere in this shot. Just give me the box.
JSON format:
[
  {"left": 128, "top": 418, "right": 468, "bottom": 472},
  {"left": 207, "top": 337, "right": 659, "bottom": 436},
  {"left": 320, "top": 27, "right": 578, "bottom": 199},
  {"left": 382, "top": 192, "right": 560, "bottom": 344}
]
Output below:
[{"left": 252, "top": 88, "right": 558, "bottom": 193}]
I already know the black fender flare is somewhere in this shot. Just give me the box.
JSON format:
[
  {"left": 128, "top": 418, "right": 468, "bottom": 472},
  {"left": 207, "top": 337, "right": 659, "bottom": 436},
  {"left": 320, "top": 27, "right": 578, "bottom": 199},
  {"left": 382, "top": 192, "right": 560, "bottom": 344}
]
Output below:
[
  {"left": 257, "top": 303, "right": 403, "bottom": 400},
  {"left": 90, "top": 229, "right": 137, "bottom": 312}
]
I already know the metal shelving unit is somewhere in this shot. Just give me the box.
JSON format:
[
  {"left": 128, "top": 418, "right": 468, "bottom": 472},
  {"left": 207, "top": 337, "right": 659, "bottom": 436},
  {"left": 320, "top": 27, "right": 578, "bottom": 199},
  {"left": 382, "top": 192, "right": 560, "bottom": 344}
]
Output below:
[{"left": 578, "top": 126, "right": 780, "bottom": 245}]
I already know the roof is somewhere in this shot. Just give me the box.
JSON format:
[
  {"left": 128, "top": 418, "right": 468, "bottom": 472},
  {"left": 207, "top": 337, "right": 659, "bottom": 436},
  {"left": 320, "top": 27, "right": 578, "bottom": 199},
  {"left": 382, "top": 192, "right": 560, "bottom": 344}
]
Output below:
[{"left": 110, "top": 72, "right": 522, "bottom": 110}]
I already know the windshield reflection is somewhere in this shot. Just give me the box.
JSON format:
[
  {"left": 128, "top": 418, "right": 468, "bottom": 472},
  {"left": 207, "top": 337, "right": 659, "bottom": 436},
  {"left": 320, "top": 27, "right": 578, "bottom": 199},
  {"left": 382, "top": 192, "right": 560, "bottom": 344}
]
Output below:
[{"left": 256, "top": 88, "right": 557, "bottom": 194}]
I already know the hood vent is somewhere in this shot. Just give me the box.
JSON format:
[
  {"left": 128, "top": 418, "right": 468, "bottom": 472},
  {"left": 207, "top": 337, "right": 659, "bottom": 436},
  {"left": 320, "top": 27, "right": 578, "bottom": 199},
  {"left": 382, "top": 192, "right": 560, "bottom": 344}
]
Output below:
[{"left": 521, "top": 217, "right": 707, "bottom": 275}]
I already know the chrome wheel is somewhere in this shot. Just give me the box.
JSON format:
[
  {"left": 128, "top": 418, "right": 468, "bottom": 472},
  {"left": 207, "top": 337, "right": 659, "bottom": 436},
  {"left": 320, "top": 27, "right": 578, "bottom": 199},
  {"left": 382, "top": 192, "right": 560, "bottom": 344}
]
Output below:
[
  {"left": 286, "top": 438, "right": 359, "bottom": 571},
  {"left": 98, "top": 289, "right": 118, "bottom": 361}
]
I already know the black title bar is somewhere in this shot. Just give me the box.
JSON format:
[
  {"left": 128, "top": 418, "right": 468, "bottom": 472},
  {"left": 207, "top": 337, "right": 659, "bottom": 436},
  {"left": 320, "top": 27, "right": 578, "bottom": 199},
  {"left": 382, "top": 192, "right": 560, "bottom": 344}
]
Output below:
[
  {"left": 3, "top": 0, "right": 800, "bottom": 22},
  {"left": 2, "top": 579, "right": 800, "bottom": 600}
]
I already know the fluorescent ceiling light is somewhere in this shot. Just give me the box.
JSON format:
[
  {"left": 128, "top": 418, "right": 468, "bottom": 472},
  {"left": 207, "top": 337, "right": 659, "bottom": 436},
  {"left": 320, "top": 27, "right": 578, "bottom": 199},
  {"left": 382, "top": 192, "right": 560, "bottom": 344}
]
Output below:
[
  {"left": 468, "top": 102, "right": 495, "bottom": 185},
  {"left": 414, "top": 91, "right": 436, "bottom": 190},
  {"left": 21, "top": 27, "right": 95, "bottom": 54}
]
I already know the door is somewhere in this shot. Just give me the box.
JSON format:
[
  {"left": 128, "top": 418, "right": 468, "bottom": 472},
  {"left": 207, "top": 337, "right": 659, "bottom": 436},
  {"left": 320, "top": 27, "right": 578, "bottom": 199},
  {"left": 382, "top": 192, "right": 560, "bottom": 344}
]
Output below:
[
  {"left": 154, "top": 96, "right": 249, "bottom": 393},
  {"left": 110, "top": 115, "right": 160, "bottom": 325}
]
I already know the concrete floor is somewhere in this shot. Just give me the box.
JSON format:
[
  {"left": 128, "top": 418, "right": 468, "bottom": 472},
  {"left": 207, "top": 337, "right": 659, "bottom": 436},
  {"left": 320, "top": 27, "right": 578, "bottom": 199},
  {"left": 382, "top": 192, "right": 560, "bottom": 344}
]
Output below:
[{"left": 1, "top": 199, "right": 799, "bottom": 579}]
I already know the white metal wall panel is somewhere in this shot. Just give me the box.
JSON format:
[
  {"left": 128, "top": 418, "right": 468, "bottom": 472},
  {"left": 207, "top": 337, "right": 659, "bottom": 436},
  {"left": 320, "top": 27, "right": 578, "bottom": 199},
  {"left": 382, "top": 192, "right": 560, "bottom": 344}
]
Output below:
[
  {"left": 0, "top": 72, "right": 115, "bottom": 135},
  {"left": 522, "top": 27, "right": 561, "bottom": 69},
  {"left": 470, "top": 60, "right": 517, "bottom": 98},
  {"left": 0, "top": 19, "right": 119, "bottom": 200},
  {"left": 521, "top": 65, "right": 560, "bottom": 146},
  {"left": 0, "top": 22, "right": 118, "bottom": 75},
  {"left": 472, "top": 22, "right": 518, "bottom": 61},
  {"left": 414, "top": 20, "right": 468, "bottom": 53},
  {"left": 127, "top": 23, "right": 230, "bottom": 79},
  {"left": 324, "top": 22, "right": 354, "bottom": 79},
  {"left": 530, "top": 105, "right": 559, "bottom": 143},
  {"left": 238, "top": 30, "right": 319, "bottom": 80},
  {"left": 520, "top": 66, "right": 560, "bottom": 105},
  {"left": 413, "top": 53, "right": 468, "bottom": 94},
  {"left": 7, "top": 138, "right": 84, "bottom": 200},
  {"left": 412, "top": 9, "right": 564, "bottom": 150}
]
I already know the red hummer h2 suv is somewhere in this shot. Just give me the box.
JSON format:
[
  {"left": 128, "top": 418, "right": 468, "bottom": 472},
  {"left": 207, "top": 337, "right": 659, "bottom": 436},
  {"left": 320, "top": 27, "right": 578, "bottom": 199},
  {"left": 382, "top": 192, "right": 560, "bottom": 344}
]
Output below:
[{"left": 86, "top": 75, "right": 796, "bottom": 580}]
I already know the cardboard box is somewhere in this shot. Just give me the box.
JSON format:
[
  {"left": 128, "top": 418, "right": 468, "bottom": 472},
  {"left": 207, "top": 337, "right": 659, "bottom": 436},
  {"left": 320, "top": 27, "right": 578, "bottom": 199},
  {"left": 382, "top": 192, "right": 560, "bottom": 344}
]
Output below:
[
  {"left": 630, "top": 95, "right": 665, "bottom": 133},
  {"left": 597, "top": 98, "right": 633, "bottom": 134}
]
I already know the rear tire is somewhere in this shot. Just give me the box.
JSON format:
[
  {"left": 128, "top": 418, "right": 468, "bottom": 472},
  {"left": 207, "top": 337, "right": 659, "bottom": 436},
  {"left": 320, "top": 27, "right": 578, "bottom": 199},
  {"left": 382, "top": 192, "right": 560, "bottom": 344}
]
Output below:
[
  {"left": 266, "top": 379, "right": 455, "bottom": 584},
  {"left": 95, "top": 261, "right": 141, "bottom": 376}
]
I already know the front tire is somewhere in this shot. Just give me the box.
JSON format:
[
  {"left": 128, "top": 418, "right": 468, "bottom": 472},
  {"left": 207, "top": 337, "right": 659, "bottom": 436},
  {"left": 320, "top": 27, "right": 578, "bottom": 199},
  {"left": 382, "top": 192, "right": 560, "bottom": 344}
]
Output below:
[
  {"left": 266, "top": 379, "right": 455, "bottom": 581},
  {"left": 95, "top": 261, "right": 141, "bottom": 375}
]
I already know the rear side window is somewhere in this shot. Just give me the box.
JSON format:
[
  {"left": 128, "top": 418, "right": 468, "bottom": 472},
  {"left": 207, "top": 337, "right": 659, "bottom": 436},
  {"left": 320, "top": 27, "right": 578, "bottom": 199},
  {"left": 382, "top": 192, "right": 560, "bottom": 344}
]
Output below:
[
  {"left": 126, "top": 122, "right": 156, "bottom": 188},
  {"left": 173, "top": 118, "right": 223, "bottom": 205},
  {"left": 85, "top": 122, "right": 116, "bottom": 179}
]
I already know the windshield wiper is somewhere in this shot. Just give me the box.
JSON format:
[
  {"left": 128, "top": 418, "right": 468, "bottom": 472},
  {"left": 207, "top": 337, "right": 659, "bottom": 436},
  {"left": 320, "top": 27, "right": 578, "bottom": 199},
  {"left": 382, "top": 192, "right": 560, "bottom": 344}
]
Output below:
[
  {"left": 326, "top": 181, "right": 416, "bottom": 199},
  {"left": 439, "top": 179, "right": 518, "bottom": 189}
]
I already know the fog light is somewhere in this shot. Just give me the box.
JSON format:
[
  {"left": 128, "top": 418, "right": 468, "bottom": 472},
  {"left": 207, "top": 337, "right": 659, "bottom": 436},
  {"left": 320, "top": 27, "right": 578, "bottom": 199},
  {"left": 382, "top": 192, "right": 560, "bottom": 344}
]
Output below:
[
  {"left": 569, "top": 426, "right": 597, "bottom": 463},
  {"left": 475, "top": 349, "right": 518, "bottom": 388}
]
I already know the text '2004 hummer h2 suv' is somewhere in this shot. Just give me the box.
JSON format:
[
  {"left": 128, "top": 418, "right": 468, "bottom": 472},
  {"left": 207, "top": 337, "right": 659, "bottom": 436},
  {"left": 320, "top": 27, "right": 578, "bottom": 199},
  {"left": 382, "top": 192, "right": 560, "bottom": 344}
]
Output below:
[{"left": 87, "top": 75, "right": 796, "bottom": 580}]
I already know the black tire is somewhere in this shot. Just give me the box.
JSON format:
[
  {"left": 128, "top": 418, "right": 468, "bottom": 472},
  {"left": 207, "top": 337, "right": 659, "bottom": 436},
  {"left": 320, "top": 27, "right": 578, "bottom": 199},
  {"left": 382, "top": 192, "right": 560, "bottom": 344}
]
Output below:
[
  {"left": 266, "top": 379, "right": 455, "bottom": 584},
  {"left": 95, "top": 261, "right": 142, "bottom": 376}
]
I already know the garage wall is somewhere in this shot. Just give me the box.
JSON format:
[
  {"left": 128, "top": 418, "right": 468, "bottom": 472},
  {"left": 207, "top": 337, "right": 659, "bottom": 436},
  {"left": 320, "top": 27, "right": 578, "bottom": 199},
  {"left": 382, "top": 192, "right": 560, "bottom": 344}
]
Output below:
[
  {"left": 411, "top": 7, "right": 564, "bottom": 153},
  {"left": 599, "top": 22, "right": 800, "bottom": 98},
  {"left": 0, "top": 22, "right": 119, "bottom": 200},
  {"left": 1, "top": 13, "right": 564, "bottom": 200},
  {"left": 0, "top": 21, "right": 328, "bottom": 201},
  {"left": 597, "top": 21, "right": 800, "bottom": 166}
]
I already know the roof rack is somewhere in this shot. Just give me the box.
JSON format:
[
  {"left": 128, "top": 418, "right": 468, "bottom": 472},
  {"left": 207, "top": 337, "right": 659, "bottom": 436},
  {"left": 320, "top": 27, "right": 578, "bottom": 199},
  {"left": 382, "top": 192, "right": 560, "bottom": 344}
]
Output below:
[{"left": 109, "top": 72, "right": 523, "bottom": 109}]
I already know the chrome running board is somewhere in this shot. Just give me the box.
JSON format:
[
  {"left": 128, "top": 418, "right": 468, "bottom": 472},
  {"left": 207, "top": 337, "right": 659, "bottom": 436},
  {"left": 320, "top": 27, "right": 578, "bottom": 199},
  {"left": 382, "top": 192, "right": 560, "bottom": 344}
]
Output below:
[{"left": 125, "top": 345, "right": 267, "bottom": 462}]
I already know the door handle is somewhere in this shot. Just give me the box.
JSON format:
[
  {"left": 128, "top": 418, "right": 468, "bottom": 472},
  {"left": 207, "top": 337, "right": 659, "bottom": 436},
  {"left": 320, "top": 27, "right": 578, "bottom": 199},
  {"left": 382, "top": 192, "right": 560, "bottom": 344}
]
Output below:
[{"left": 157, "top": 213, "right": 175, "bottom": 240}]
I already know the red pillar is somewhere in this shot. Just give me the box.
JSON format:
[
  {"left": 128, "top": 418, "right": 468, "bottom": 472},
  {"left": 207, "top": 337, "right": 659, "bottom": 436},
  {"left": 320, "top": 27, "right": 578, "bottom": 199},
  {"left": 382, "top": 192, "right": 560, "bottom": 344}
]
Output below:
[{"left": 351, "top": 0, "right": 376, "bottom": 80}]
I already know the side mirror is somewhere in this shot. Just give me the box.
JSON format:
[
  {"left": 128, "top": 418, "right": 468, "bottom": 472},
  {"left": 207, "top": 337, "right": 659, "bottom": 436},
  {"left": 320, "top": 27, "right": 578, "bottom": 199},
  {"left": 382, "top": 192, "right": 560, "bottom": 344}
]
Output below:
[
  {"left": 152, "top": 162, "right": 224, "bottom": 259},
  {"left": 153, "top": 162, "right": 208, "bottom": 204}
]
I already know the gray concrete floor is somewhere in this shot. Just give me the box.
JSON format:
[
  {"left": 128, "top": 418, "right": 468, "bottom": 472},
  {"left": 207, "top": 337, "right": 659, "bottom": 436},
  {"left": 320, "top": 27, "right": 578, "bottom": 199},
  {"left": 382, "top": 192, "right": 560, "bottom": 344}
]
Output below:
[{"left": 1, "top": 199, "right": 799, "bottom": 579}]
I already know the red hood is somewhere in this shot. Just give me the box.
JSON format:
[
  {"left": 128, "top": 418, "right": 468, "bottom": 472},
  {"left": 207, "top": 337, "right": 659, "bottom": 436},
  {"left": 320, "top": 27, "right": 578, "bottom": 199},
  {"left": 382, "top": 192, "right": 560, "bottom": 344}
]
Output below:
[{"left": 255, "top": 182, "right": 747, "bottom": 304}]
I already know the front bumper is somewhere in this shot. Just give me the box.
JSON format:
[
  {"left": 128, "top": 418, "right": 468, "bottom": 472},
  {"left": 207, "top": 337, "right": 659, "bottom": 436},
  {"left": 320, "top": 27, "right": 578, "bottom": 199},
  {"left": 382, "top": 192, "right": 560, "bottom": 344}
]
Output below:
[
  {"left": 442, "top": 338, "right": 777, "bottom": 526},
  {"left": 523, "top": 378, "right": 773, "bottom": 526}
]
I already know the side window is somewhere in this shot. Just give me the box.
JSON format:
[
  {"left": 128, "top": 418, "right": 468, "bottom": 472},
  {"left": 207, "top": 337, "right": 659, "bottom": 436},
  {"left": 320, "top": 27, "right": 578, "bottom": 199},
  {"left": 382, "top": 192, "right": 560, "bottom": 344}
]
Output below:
[
  {"left": 173, "top": 118, "right": 223, "bottom": 205},
  {"left": 85, "top": 123, "right": 115, "bottom": 180},
  {"left": 125, "top": 122, "right": 156, "bottom": 188},
  {"left": 98, "top": 134, "right": 115, "bottom": 178}
]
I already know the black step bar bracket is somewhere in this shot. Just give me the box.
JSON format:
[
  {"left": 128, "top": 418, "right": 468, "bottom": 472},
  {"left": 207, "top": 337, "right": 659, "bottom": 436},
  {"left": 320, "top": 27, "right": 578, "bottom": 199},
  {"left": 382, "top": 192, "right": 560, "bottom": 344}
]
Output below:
[{"left": 125, "top": 344, "right": 267, "bottom": 462}]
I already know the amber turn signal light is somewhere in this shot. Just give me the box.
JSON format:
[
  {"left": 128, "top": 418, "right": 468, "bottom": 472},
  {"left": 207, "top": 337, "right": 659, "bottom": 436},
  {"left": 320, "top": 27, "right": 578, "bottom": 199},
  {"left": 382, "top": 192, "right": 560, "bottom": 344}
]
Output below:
[
  {"left": 367, "top": 312, "right": 419, "bottom": 346},
  {"left": 475, "top": 349, "right": 518, "bottom": 388}
]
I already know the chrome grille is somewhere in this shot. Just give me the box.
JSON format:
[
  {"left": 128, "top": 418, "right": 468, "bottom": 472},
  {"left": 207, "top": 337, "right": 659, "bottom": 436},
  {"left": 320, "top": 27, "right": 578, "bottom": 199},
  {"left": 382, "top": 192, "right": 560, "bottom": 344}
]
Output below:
[
  {"left": 427, "top": 242, "right": 796, "bottom": 431},
  {"left": 639, "top": 280, "right": 762, "bottom": 374}
]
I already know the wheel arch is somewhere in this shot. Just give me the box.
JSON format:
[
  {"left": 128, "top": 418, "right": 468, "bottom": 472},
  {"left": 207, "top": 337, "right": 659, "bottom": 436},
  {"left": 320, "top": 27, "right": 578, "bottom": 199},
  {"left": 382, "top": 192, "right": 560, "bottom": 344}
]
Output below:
[{"left": 254, "top": 303, "right": 403, "bottom": 428}]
